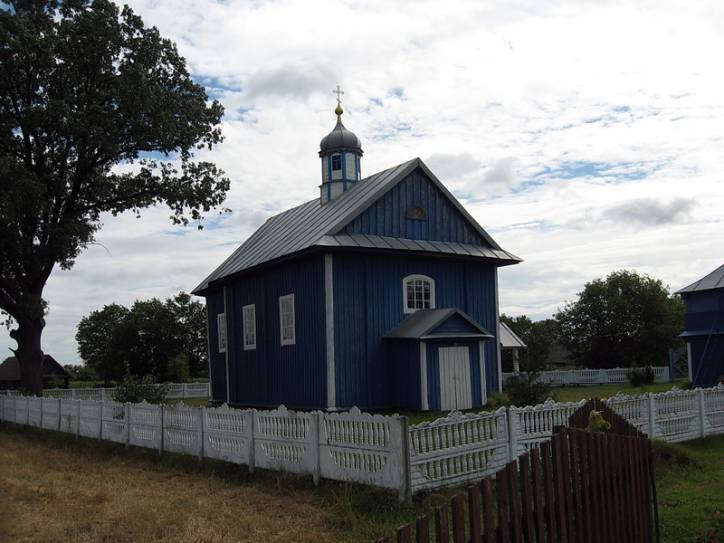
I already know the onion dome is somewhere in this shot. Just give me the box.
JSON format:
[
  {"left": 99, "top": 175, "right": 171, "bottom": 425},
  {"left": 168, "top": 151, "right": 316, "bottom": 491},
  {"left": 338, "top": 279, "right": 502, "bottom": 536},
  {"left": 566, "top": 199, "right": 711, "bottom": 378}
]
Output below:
[{"left": 319, "top": 103, "right": 363, "bottom": 155}]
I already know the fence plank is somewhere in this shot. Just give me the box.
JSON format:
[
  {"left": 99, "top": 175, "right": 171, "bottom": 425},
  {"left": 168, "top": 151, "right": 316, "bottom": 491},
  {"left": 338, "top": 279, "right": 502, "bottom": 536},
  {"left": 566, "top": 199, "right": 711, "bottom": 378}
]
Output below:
[
  {"left": 530, "top": 448, "right": 546, "bottom": 542},
  {"left": 569, "top": 428, "right": 584, "bottom": 541},
  {"left": 397, "top": 525, "right": 412, "bottom": 543},
  {"left": 576, "top": 430, "right": 592, "bottom": 543},
  {"left": 560, "top": 430, "right": 576, "bottom": 542},
  {"left": 480, "top": 478, "right": 496, "bottom": 543},
  {"left": 595, "top": 433, "right": 610, "bottom": 543},
  {"left": 468, "top": 485, "right": 482, "bottom": 543},
  {"left": 552, "top": 433, "right": 569, "bottom": 543},
  {"left": 451, "top": 494, "right": 466, "bottom": 543},
  {"left": 518, "top": 452, "right": 536, "bottom": 543},
  {"left": 416, "top": 516, "right": 430, "bottom": 543},
  {"left": 507, "top": 462, "right": 523, "bottom": 543},
  {"left": 435, "top": 506, "right": 449, "bottom": 543},
  {"left": 497, "top": 468, "right": 511, "bottom": 543},
  {"left": 541, "top": 440, "right": 557, "bottom": 543}
]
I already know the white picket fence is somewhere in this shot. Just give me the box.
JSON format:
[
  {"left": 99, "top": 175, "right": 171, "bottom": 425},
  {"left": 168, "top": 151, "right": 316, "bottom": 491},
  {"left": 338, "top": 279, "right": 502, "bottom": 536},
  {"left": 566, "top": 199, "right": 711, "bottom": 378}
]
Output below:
[
  {"left": 0, "top": 397, "right": 409, "bottom": 499},
  {"left": 0, "top": 382, "right": 211, "bottom": 401},
  {"left": 502, "top": 366, "right": 670, "bottom": 387},
  {"left": 2, "top": 384, "right": 723, "bottom": 497}
]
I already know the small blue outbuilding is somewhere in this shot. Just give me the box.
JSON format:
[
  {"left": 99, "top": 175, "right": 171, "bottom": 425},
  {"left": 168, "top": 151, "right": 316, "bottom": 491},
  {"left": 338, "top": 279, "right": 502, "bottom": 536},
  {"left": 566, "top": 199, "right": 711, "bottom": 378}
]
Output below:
[
  {"left": 676, "top": 264, "right": 724, "bottom": 387},
  {"left": 193, "top": 98, "right": 521, "bottom": 411}
]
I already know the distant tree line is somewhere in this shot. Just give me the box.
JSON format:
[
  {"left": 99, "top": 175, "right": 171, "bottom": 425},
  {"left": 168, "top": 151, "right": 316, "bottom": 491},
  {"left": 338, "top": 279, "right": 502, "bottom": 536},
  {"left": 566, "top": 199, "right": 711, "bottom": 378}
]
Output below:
[
  {"left": 75, "top": 292, "right": 207, "bottom": 383},
  {"left": 502, "top": 270, "right": 685, "bottom": 370}
]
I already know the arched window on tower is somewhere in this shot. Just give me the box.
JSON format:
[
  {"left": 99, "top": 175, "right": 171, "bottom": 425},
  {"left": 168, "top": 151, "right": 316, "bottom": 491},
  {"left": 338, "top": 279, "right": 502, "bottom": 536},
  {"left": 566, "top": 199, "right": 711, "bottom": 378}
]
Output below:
[{"left": 403, "top": 274, "right": 436, "bottom": 314}]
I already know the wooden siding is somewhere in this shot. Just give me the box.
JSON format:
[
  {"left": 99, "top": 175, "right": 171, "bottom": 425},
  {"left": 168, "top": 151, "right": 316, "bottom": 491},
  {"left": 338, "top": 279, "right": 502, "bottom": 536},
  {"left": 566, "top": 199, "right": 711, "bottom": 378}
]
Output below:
[
  {"left": 683, "top": 290, "right": 724, "bottom": 387},
  {"left": 206, "top": 290, "right": 227, "bottom": 402},
  {"left": 432, "top": 313, "right": 482, "bottom": 335},
  {"left": 223, "top": 255, "right": 326, "bottom": 408},
  {"left": 343, "top": 167, "right": 489, "bottom": 246},
  {"left": 387, "top": 340, "right": 421, "bottom": 410},
  {"left": 333, "top": 253, "right": 499, "bottom": 409}
]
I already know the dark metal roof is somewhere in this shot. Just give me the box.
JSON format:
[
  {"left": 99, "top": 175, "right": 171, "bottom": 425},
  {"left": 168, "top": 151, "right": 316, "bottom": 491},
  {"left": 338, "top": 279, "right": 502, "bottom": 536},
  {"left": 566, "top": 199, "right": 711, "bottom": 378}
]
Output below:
[
  {"left": 0, "top": 355, "right": 70, "bottom": 381},
  {"left": 676, "top": 263, "right": 724, "bottom": 294},
  {"left": 193, "top": 158, "right": 521, "bottom": 294},
  {"left": 319, "top": 119, "right": 362, "bottom": 155},
  {"left": 384, "top": 308, "right": 493, "bottom": 340},
  {"left": 500, "top": 321, "right": 527, "bottom": 349}
]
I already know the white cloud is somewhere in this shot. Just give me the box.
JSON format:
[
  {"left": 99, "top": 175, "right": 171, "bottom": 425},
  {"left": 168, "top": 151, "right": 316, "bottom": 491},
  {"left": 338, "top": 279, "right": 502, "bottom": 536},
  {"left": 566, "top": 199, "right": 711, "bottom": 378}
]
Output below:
[{"left": 3, "top": 0, "right": 724, "bottom": 363}]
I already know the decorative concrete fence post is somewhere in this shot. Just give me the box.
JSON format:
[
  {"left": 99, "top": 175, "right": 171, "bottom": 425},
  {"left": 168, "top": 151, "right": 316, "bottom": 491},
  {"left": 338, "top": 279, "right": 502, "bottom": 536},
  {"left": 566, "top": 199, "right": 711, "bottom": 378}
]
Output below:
[
  {"left": 57, "top": 398, "right": 62, "bottom": 430},
  {"left": 183, "top": 383, "right": 189, "bottom": 398},
  {"left": 198, "top": 406, "right": 204, "bottom": 464},
  {"left": 125, "top": 403, "right": 131, "bottom": 450},
  {"left": 311, "top": 412, "right": 320, "bottom": 486},
  {"left": 399, "top": 415, "right": 411, "bottom": 503},
  {"left": 76, "top": 399, "right": 81, "bottom": 439},
  {"left": 507, "top": 407, "right": 518, "bottom": 462},
  {"left": 647, "top": 393, "right": 657, "bottom": 438},
  {"left": 159, "top": 404, "right": 164, "bottom": 455},
  {"left": 698, "top": 388, "right": 707, "bottom": 438}
]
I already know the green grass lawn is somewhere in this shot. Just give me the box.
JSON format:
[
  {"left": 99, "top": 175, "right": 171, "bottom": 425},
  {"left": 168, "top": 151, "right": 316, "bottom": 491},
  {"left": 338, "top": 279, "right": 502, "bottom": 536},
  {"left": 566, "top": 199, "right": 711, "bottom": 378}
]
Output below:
[
  {"left": 551, "top": 379, "right": 685, "bottom": 403},
  {"left": 655, "top": 435, "right": 724, "bottom": 543}
]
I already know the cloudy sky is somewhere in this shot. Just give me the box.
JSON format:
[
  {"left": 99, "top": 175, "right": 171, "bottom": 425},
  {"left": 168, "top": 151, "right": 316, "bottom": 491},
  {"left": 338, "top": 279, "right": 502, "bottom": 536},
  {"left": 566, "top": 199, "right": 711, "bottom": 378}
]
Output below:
[{"left": 4, "top": 0, "right": 724, "bottom": 364}]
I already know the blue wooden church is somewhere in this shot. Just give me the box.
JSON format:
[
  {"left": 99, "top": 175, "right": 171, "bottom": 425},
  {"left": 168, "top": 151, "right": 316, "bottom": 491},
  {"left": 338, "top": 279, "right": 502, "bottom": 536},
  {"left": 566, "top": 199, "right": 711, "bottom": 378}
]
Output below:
[
  {"left": 193, "top": 96, "right": 521, "bottom": 411},
  {"left": 676, "top": 264, "right": 724, "bottom": 386}
]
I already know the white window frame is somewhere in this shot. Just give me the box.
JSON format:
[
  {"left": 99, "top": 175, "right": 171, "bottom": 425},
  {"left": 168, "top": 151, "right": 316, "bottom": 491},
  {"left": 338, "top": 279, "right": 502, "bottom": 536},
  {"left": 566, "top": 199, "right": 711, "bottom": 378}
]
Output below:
[
  {"left": 279, "top": 293, "right": 296, "bottom": 346},
  {"left": 217, "top": 313, "right": 227, "bottom": 353},
  {"left": 242, "top": 304, "right": 256, "bottom": 351},
  {"left": 403, "top": 274, "right": 436, "bottom": 314}
]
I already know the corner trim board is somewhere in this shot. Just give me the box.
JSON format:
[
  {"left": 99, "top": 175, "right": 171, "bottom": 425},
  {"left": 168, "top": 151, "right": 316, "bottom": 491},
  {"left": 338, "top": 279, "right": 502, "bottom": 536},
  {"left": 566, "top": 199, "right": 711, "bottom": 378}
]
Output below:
[
  {"left": 325, "top": 254, "right": 336, "bottom": 409},
  {"left": 494, "top": 269, "right": 503, "bottom": 393},
  {"left": 420, "top": 341, "right": 428, "bottom": 411},
  {"left": 223, "top": 286, "right": 230, "bottom": 403},
  {"left": 478, "top": 340, "right": 486, "bottom": 406}
]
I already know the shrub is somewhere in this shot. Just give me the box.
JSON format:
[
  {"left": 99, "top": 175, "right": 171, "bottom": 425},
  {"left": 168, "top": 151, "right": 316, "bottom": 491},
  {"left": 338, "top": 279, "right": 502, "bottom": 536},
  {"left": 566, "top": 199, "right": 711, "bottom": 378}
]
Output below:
[
  {"left": 503, "top": 372, "right": 554, "bottom": 407},
  {"left": 586, "top": 410, "right": 611, "bottom": 433},
  {"left": 113, "top": 374, "right": 167, "bottom": 404},
  {"left": 486, "top": 392, "right": 511, "bottom": 409},
  {"left": 625, "top": 366, "right": 655, "bottom": 387}
]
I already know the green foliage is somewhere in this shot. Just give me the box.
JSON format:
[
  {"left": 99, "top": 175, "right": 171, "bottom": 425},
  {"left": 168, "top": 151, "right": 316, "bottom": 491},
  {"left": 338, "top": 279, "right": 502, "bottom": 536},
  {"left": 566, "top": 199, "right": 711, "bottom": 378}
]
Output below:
[
  {"left": 586, "top": 410, "right": 612, "bottom": 433},
  {"left": 697, "top": 510, "right": 723, "bottom": 543},
  {"left": 165, "top": 353, "right": 190, "bottom": 383},
  {"left": 503, "top": 372, "right": 555, "bottom": 407},
  {"left": 556, "top": 270, "right": 684, "bottom": 369},
  {"left": 63, "top": 364, "right": 99, "bottom": 382},
  {"left": 112, "top": 374, "right": 167, "bottom": 404},
  {"left": 500, "top": 314, "right": 563, "bottom": 370},
  {"left": 486, "top": 392, "right": 511, "bottom": 409},
  {"left": 76, "top": 292, "right": 207, "bottom": 381},
  {"left": 0, "top": 0, "right": 228, "bottom": 394},
  {"left": 626, "top": 366, "right": 656, "bottom": 387}
]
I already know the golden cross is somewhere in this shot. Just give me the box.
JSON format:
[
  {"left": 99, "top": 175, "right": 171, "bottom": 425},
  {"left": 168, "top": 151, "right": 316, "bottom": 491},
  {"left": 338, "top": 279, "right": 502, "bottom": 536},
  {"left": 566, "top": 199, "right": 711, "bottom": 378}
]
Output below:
[{"left": 332, "top": 85, "right": 344, "bottom": 106}]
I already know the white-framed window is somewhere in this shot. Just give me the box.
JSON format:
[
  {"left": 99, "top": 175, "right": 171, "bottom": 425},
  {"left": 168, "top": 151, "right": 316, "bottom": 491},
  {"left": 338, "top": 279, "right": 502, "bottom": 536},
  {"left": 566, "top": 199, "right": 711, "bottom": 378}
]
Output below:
[
  {"left": 279, "top": 294, "right": 296, "bottom": 346},
  {"left": 242, "top": 304, "right": 256, "bottom": 351},
  {"left": 217, "top": 313, "right": 227, "bottom": 353},
  {"left": 403, "top": 274, "right": 436, "bottom": 314}
]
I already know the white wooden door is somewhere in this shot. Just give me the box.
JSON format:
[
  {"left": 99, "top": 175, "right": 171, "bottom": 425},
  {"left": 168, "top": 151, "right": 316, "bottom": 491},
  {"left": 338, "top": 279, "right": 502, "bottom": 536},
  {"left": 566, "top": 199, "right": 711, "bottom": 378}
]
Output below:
[{"left": 439, "top": 346, "right": 472, "bottom": 410}]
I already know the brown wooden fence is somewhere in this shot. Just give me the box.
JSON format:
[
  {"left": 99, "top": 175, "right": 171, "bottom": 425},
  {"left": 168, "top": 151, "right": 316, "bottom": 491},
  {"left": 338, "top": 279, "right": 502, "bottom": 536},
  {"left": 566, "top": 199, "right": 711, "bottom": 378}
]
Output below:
[
  {"left": 568, "top": 398, "right": 646, "bottom": 438},
  {"left": 374, "top": 427, "right": 658, "bottom": 543}
]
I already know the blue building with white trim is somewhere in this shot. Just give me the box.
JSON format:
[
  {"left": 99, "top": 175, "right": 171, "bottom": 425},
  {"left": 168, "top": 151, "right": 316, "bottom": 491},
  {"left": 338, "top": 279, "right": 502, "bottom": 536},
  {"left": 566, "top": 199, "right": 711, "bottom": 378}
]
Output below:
[
  {"left": 193, "top": 100, "right": 521, "bottom": 411},
  {"left": 676, "top": 264, "right": 724, "bottom": 386}
]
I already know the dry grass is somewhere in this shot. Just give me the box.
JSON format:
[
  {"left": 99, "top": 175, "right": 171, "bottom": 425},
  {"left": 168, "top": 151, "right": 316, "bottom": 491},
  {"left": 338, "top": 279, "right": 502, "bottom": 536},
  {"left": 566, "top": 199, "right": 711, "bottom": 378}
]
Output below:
[{"left": 0, "top": 427, "right": 343, "bottom": 543}]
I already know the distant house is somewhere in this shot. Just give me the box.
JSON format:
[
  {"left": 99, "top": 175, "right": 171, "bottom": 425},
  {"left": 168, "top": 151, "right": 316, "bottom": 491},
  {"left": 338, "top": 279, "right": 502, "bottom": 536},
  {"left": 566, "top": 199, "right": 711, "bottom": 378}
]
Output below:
[
  {"left": 0, "top": 355, "right": 71, "bottom": 389},
  {"left": 500, "top": 321, "right": 526, "bottom": 373},
  {"left": 676, "top": 264, "right": 724, "bottom": 386},
  {"left": 193, "top": 99, "right": 521, "bottom": 411}
]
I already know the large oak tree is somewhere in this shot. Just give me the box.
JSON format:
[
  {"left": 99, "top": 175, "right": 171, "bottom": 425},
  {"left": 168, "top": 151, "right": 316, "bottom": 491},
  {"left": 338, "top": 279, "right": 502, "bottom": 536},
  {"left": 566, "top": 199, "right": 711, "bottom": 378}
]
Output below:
[{"left": 0, "top": 1, "right": 229, "bottom": 393}]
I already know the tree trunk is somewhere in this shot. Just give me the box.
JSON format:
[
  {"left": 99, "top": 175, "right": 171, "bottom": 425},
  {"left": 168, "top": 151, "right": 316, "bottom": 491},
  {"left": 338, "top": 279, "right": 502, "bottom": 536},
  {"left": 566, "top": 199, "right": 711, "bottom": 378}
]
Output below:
[{"left": 11, "top": 319, "right": 45, "bottom": 396}]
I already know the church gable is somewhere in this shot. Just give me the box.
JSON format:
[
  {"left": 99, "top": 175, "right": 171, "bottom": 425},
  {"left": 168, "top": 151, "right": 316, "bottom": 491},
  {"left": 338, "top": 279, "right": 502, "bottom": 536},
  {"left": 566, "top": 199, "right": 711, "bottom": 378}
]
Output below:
[{"left": 341, "top": 166, "right": 491, "bottom": 246}]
